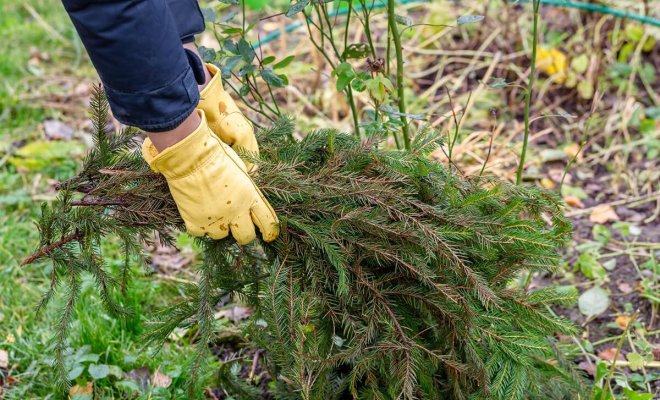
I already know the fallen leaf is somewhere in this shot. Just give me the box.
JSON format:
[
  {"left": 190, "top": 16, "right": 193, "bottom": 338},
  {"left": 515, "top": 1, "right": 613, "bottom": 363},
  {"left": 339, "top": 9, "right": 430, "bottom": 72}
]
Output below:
[
  {"left": 615, "top": 315, "right": 632, "bottom": 329},
  {"left": 540, "top": 178, "right": 555, "bottom": 189},
  {"left": 564, "top": 195, "right": 584, "bottom": 208},
  {"left": 598, "top": 347, "right": 626, "bottom": 362},
  {"left": 602, "top": 259, "right": 617, "bottom": 271},
  {"left": 151, "top": 369, "right": 172, "bottom": 388},
  {"left": 617, "top": 282, "right": 633, "bottom": 294},
  {"left": 570, "top": 54, "right": 589, "bottom": 74},
  {"left": 562, "top": 185, "right": 588, "bottom": 199},
  {"left": 69, "top": 382, "right": 93, "bottom": 396},
  {"left": 539, "top": 149, "right": 568, "bottom": 163},
  {"left": 577, "top": 360, "right": 596, "bottom": 376},
  {"left": 0, "top": 349, "right": 8, "bottom": 369},
  {"left": 215, "top": 305, "right": 253, "bottom": 322},
  {"left": 74, "top": 82, "right": 90, "bottom": 97},
  {"left": 547, "top": 168, "right": 569, "bottom": 184},
  {"left": 577, "top": 80, "right": 594, "bottom": 100},
  {"left": 150, "top": 245, "right": 193, "bottom": 271},
  {"left": 652, "top": 346, "right": 660, "bottom": 361},
  {"left": 598, "top": 347, "right": 625, "bottom": 362},
  {"left": 578, "top": 286, "right": 609, "bottom": 317},
  {"left": 43, "top": 120, "right": 74, "bottom": 141},
  {"left": 0, "top": 374, "right": 17, "bottom": 386},
  {"left": 536, "top": 47, "right": 568, "bottom": 83},
  {"left": 589, "top": 205, "right": 619, "bottom": 224},
  {"left": 563, "top": 142, "right": 581, "bottom": 159},
  {"left": 126, "top": 367, "right": 151, "bottom": 391}
]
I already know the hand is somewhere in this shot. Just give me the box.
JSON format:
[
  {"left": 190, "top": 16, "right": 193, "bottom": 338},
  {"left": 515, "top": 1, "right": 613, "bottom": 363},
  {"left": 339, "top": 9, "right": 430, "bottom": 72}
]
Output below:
[{"left": 142, "top": 110, "right": 279, "bottom": 244}]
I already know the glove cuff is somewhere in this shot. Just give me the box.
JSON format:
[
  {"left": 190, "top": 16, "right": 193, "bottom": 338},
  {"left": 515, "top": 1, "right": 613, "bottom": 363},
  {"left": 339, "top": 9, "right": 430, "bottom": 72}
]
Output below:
[
  {"left": 199, "top": 63, "right": 223, "bottom": 103},
  {"left": 141, "top": 110, "right": 220, "bottom": 180}
]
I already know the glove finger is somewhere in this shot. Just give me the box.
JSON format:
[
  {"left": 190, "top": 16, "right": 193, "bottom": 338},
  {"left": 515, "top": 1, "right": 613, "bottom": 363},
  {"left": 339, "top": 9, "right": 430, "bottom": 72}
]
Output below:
[
  {"left": 186, "top": 223, "right": 205, "bottom": 238},
  {"left": 231, "top": 129, "right": 259, "bottom": 155},
  {"left": 250, "top": 198, "right": 279, "bottom": 242},
  {"left": 232, "top": 135, "right": 259, "bottom": 174},
  {"left": 207, "top": 223, "right": 230, "bottom": 240},
  {"left": 230, "top": 213, "right": 257, "bottom": 245},
  {"left": 219, "top": 139, "right": 249, "bottom": 173}
]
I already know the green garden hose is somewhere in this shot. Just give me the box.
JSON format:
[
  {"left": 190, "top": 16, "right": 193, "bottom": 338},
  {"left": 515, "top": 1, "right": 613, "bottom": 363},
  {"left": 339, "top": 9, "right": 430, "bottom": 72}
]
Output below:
[
  {"left": 520, "top": 0, "right": 660, "bottom": 28},
  {"left": 256, "top": 0, "right": 428, "bottom": 47},
  {"left": 254, "top": 0, "right": 660, "bottom": 47}
]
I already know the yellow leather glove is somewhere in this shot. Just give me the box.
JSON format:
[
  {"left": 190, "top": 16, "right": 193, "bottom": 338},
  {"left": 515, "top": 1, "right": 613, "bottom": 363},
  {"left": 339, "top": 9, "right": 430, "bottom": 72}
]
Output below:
[
  {"left": 198, "top": 63, "right": 258, "bottom": 170},
  {"left": 141, "top": 110, "right": 279, "bottom": 244}
]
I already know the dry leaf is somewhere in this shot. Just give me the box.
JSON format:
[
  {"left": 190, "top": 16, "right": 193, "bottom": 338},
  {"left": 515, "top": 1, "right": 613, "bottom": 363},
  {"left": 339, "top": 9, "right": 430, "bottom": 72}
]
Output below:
[
  {"left": 652, "top": 346, "right": 660, "bottom": 361},
  {"left": 563, "top": 143, "right": 581, "bottom": 159},
  {"left": 151, "top": 245, "right": 193, "bottom": 271},
  {"left": 617, "top": 282, "right": 633, "bottom": 294},
  {"left": 589, "top": 205, "right": 619, "bottom": 224},
  {"left": 564, "top": 195, "right": 584, "bottom": 208},
  {"left": 0, "top": 374, "right": 17, "bottom": 386},
  {"left": 577, "top": 360, "right": 596, "bottom": 377},
  {"left": 126, "top": 366, "right": 151, "bottom": 391},
  {"left": 615, "top": 315, "right": 632, "bottom": 329},
  {"left": 43, "top": 120, "right": 74, "bottom": 141},
  {"left": 74, "top": 82, "right": 90, "bottom": 97},
  {"left": 151, "top": 369, "right": 172, "bottom": 388},
  {"left": 0, "top": 349, "right": 8, "bottom": 369},
  {"left": 540, "top": 178, "right": 555, "bottom": 189},
  {"left": 215, "top": 305, "right": 253, "bottom": 322},
  {"left": 547, "top": 168, "right": 567, "bottom": 183},
  {"left": 536, "top": 47, "right": 568, "bottom": 83},
  {"left": 69, "top": 382, "right": 93, "bottom": 396},
  {"left": 598, "top": 347, "right": 625, "bottom": 362}
]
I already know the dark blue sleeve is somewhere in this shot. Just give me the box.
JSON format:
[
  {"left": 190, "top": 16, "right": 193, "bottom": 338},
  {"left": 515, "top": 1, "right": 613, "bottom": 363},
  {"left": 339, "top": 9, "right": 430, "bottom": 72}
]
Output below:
[
  {"left": 167, "top": 0, "right": 205, "bottom": 43},
  {"left": 62, "top": 0, "right": 205, "bottom": 131}
]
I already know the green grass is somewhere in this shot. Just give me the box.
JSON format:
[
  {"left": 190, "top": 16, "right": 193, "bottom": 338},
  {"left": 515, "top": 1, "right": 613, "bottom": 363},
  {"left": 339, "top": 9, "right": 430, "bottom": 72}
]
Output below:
[{"left": 0, "top": 2, "right": 214, "bottom": 398}]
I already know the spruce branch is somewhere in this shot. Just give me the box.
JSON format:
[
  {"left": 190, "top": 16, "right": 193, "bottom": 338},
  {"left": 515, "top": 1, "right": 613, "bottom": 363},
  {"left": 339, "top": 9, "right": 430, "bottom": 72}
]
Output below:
[
  {"left": 24, "top": 89, "right": 586, "bottom": 399},
  {"left": 20, "top": 231, "right": 81, "bottom": 267}
]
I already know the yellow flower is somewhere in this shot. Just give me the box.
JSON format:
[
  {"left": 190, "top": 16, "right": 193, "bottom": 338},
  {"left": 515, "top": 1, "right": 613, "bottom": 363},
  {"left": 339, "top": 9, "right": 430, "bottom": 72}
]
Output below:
[{"left": 536, "top": 47, "right": 568, "bottom": 84}]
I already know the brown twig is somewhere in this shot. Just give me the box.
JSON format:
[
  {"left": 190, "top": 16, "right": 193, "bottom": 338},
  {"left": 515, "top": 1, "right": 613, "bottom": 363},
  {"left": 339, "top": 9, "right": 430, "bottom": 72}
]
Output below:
[
  {"left": 71, "top": 199, "right": 126, "bottom": 207},
  {"left": 21, "top": 231, "right": 82, "bottom": 267}
]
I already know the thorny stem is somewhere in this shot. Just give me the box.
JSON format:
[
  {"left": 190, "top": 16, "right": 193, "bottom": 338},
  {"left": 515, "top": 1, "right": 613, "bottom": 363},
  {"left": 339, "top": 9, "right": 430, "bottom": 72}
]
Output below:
[
  {"left": 357, "top": 0, "right": 378, "bottom": 59},
  {"left": 304, "top": 7, "right": 361, "bottom": 137},
  {"left": 244, "top": 72, "right": 280, "bottom": 117},
  {"left": 388, "top": 0, "right": 410, "bottom": 150},
  {"left": 251, "top": 41, "right": 282, "bottom": 116},
  {"left": 342, "top": 1, "right": 361, "bottom": 138},
  {"left": 519, "top": 0, "right": 541, "bottom": 290},
  {"left": 516, "top": 0, "right": 540, "bottom": 185},
  {"left": 318, "top": 3, "right": 341, "bottom": 58},
  {"left": 343, "top": 0, "right": 352, "bottom": 52},
  {"left": 478, "top": 113, "right": 497, "bottom": 178},
  {"left": 601, "top": 312, "right": 637, "bottom": 400},
  {"left": 224, "top": 79, "right": 274, "bottom": 125}
]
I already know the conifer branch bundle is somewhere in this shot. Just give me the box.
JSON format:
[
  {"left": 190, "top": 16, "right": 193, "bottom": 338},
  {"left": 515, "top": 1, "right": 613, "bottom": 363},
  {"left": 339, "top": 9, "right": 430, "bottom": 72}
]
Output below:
[{"left": 26, "top": 88, "right": 585, "bottom": 399}]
